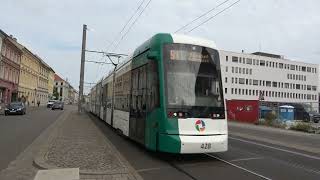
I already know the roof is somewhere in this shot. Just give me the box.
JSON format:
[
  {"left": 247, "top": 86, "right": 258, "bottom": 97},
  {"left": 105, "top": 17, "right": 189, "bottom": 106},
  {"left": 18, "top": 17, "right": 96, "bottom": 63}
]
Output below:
[
  {"left": 54, "top": 74, "right": 65, "bottom": 82},
  {"left": 252, "top": 52, "right": 283, "bottom": 59},
  {"left": 171, "top": 34, "right": 217, "bottom": 49},
  {"left": 280, "top": 105, "right": 295, "bottom": 109}
]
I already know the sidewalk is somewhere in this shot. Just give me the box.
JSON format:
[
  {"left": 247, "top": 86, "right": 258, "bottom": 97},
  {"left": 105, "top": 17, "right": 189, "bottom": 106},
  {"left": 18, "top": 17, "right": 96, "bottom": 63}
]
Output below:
[
  {"left": 34, "top": 110, "right": 142, "bottom": 180},
  {"left": 228, "top": 121, "right": 320, "bottom": 155},
  {"left": 0, "top": 107, "right": 142, "bottom": 180}
]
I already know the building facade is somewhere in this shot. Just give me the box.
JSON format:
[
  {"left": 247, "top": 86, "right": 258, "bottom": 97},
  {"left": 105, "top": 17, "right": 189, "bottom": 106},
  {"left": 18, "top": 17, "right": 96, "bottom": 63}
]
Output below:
[
  {"left": 18, "top": 46, "right": 41, "bottom": 106},
  {"left": 0, "top": 30, "right": 22, "bottom": 104},
  {"left": 48, "top": 68, "right": 55, "bottom": 100},
  {"left": 54, "top": 74, "right": 69, "bottom": 102},
  {"left": 37, "top": 58, "right": 50, "bottom": 105},
  {"left": 220, "top": 51, "right": 319, "bottom": 113},
  {"left": 54, "top": 74, "right": 77, "bottom": 104}
]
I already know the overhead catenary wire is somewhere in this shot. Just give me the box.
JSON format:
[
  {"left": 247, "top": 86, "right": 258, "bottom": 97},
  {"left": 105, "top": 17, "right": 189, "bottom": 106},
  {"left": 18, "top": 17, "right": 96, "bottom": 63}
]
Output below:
[
  {"left": 174, "top": 0, "right": 230, "bottom": 33},
  {"left": 112, "top": 0, "right": 152, "bottom": 51},
  {"left": 187, "top": 0, "right": 241, "bottom": 33},
  {"left": 106, "top": 0, "right": 146, "bottom": 51}
]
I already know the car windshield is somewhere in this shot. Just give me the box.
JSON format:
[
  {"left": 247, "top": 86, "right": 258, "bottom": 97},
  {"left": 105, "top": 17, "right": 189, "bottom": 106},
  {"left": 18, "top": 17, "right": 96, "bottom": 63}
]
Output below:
[{"left": 8, "top": 102, "right": 23, "bottom": 108}]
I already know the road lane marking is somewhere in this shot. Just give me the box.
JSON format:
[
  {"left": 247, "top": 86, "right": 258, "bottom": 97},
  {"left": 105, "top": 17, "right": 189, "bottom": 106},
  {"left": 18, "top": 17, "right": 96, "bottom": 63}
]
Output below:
[
  {"left": 230, "top": 157, "right": 264, "bottom": 162},
  {"left": 205, "top": 153, "right": 272, "bottom": 180},
  {"left": 230, "top": 136, "right": 320, "bottom": 160},
  {"left": 136, "top": 166, "right": 171, "bottom": 172}
]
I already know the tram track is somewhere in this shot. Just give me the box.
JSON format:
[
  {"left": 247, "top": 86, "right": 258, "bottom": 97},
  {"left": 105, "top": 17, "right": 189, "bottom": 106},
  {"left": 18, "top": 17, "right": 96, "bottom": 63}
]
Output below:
[{"left": 164, "top": 153, "right": 272, "bottom": 180}]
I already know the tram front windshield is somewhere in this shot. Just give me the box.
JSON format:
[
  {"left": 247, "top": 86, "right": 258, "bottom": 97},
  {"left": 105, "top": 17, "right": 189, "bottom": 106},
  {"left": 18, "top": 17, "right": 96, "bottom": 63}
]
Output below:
[{"left": 163, "top": 43, "right": 224, "bottom": 117}]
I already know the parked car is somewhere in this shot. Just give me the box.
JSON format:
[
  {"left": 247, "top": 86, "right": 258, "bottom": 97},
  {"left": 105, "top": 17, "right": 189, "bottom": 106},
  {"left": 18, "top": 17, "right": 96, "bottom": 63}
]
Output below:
[
  {"left": 4, "top": 102, "right": 26, "bottom": 116},
  {"left": 51, "top": 101, "right": 64, "bottom": 110},
  {"left": 303, "top": 111, "right": 320, "bottom": 123},
  {"left": 47, "top": 100, "right": 57, "bottom": 108}
]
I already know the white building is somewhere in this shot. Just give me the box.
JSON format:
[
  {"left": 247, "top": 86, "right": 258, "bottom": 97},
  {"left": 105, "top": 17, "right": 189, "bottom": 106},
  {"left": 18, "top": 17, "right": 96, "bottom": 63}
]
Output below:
[{"left": 220, "top": 51, "right": 319, "bottom": 112}]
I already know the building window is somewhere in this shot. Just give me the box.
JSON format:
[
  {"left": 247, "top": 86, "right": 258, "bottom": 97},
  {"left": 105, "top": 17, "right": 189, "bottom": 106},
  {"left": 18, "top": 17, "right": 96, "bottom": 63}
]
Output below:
[
  {"left": 232, "top": 67, "right": 234, "bottom": 73},
  {"left": 235, "top": 78, "right": 238, "bottom": 84},
  {"left": 232, "top": 77, "right": 234, "bottom": 84},
  {"left": 253, "top": 80, "right": 259, "bottom": 85},
  {"left": 225, "top": 77, "right": 228, "bottom": 83},
  {"left": 239, "top": 78, "right": 245, "bottom": 84},
  {"left": 307, "top": 85, "right": 311, "bottom": 91},
  {"left": 312, "top": 86, "right": 317, "bottom": 91},
  {"left": 232, "top": 56, "right": 238, "bottom": 63},
  {"left": 246, "top": 58, "right": 252, "bottom": 64},
  {"left": 307, "top": 67, "right": 311, "bottom": 72},
  {"left": 61, "top": 82, "right": 63, "bottom": 85},
  {"left": 226, "top": 66, "right": 228, "bottom": 72},
  {"left": 231, "top": 88, "right": 234, "bottom": 94},
  {"left": 225, "top": 88, "right": 227, "bottom": 94},
  {"left": 301, "top": 66, "right": 306, "bottom": 72},
  {"left": 279, "top": 63, "right": 283, "bottom": 69},
  {"left": 242, "top": 68, "right": 245, "bottom": 74},
  {"left": 290, "top": 65, "right": 295, "bottom": 70},
  {"left": 260, "top": 60, "right": 265, "bottom": 66},
  {"left": 226, "top": 56, "right": 228, "bottom": 61},
  {"left": 249, "top": 69, "right": 252, "bottom": 75},
  {"left": 235, "top": 67, "right": 238, "bottom": 73},
  {"left": 239, "top": 57, "right": 242, "bottom": 63},
  {"left": 266, "top": 81, "right": 271, "bottom": 87},
  {"left": 272, "top": 81, "right": 277, "bottom": 87}
]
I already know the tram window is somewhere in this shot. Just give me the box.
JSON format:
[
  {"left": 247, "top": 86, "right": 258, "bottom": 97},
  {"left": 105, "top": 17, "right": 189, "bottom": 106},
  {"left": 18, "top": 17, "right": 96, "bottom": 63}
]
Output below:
[{"left": 147, "top": 61, "right": 160, "bottom": 111}]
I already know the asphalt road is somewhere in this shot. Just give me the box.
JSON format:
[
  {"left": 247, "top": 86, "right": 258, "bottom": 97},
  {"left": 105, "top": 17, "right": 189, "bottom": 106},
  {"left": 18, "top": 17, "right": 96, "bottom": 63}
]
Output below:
[
  {"left": 0, "top": 106, "right": 63, "bottom": 171},
  {"left": 89, "top": 114, "right": 320, "bottom": 180}
]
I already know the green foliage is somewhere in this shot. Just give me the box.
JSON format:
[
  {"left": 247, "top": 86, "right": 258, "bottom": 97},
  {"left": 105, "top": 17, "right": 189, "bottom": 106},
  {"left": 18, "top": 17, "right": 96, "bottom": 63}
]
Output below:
[
  {"left": 52, "top": 88, "right": 59, "bottom": 100},
  {"left": 290, "top": 123, "right": 312, "bottom": 132},
  {"left": 265, "top": 111, "right": 277, "bottom": 126}
]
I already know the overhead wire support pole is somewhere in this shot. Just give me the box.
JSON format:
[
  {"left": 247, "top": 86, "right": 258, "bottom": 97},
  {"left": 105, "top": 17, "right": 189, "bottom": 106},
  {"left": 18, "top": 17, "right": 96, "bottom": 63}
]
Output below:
[{"left": 78, "top": 24, "right": 87, "bottom": 113}]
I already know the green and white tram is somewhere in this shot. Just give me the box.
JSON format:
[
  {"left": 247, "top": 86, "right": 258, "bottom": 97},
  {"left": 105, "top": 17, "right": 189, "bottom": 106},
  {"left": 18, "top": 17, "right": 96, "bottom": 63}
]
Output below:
[{"left": 89, "top": 33, "right": 227, "bottom": 153}]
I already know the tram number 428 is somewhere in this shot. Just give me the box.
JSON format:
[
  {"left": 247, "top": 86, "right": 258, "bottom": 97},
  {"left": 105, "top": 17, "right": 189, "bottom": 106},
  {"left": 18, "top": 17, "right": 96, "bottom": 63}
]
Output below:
[{"left": 200, "top": 143, "right": 212, "bottom": 149}]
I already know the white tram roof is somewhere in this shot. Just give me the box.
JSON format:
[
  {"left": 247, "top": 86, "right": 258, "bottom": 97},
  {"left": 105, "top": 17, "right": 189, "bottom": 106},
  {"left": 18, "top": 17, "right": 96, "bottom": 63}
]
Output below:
[{"left": 171, "top": 34, "right": 217, "bottom": 50}]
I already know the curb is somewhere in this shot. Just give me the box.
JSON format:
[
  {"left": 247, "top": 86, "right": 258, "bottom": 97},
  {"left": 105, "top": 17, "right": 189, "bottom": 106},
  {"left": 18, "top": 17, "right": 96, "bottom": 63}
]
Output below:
[{"left": 33, "top": 110, "right": 143, "bottom": 180}]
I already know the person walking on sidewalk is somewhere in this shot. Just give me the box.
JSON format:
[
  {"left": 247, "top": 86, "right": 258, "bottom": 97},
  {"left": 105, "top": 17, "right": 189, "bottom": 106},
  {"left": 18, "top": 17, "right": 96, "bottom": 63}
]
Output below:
[{"left": 37, "top": 100, "right": 40, "bottom": 107}]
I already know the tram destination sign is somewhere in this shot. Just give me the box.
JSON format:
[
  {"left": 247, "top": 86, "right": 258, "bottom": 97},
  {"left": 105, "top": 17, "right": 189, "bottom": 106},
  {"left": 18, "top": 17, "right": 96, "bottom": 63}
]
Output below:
[{"left": 170, "top": 50, "right": 210, "bottom": 63}]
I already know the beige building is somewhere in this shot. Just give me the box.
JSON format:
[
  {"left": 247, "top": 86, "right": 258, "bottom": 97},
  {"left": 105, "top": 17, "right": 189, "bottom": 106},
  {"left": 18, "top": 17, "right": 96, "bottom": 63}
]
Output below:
[
  {"left": 48, "top": 69, "right": 55, "bottom": 100},
  {"left": 18, "top": 46, "right": 41, "bottom": 106},
  {"left": 37, "top": 57, "right": 51, "bottom": 105}
]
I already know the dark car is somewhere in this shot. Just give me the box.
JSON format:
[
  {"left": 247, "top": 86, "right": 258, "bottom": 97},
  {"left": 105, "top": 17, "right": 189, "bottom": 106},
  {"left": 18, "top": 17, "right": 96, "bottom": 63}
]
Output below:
[
  {"left": 304, "top": 111, "right": 320, "bottom": 123},
  {"left": 52, "top": 101, "right": 64, "bottom": 110},
  {"left": 4, "top": 102, "right": 26, "bottom": 116}
]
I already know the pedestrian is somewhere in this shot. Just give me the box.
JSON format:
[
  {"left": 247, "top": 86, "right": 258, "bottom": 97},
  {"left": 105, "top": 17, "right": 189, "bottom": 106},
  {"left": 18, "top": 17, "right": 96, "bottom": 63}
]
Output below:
[{"left": 37, "top": 101, "right": 40, "bottom": 107}]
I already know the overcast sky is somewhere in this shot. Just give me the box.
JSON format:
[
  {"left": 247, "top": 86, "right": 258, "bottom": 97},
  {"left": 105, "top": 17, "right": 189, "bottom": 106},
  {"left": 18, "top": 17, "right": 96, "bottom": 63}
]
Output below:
[{"left": 1, "top": 0, "right": 319, "bottom": 93}]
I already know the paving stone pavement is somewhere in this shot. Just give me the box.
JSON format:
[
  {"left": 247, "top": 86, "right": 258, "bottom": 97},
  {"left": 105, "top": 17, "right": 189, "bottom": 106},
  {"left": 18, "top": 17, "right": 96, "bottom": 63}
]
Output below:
[
  {"left": 0, "top": 106, "right": 142, "bottom": 180},
  {"left": 35, "top": 110, "right": 142, "bottom": 180}
]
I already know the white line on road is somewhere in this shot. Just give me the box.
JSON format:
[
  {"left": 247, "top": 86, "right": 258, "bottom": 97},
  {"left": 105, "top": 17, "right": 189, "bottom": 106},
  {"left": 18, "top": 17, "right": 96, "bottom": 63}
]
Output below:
[
  {"left": 230, "top": 136, "right": 320, "bottom": 160},
  {"left": 136, "top": 166, "right": 171, "bottom": 172},
  {"left": 230, "top": 157, "right": 264, "bottom": 162},
  {"left": 205, "top": 153, "right": 272, "bottom": 180}
]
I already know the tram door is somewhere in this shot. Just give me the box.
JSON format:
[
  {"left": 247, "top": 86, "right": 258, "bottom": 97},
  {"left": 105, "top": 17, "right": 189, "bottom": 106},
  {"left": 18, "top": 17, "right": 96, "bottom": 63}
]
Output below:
[{"left": 130, "top": 65, "right": 147, "bottom": 144}]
